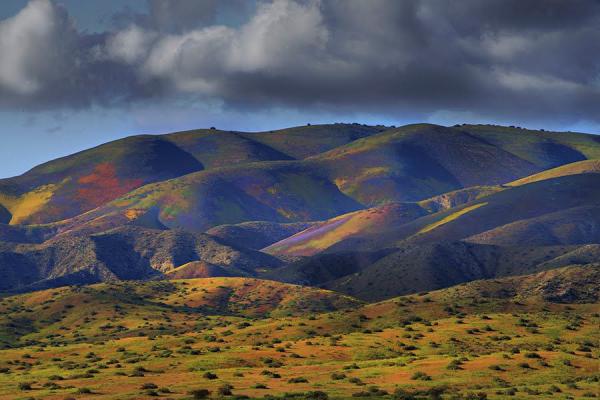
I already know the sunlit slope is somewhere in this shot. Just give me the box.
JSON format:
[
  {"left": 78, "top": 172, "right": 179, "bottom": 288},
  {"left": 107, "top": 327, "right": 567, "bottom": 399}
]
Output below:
[
  {"left": 507, "top": 159, "right": 600, "bottom": 186},
  {"left": 243, "top": 123, "right": 386, "bottom": 159},
  {"left": 327, "top": 173, "right": 600, "bottom": 252},
  {"left": 0, "top": 136, "right": 204, "bottom": 225},
  {"left": 0, "top": 124, "right": 382, "bottom": 226},
  {"left": 264, "top": 202, "right": 426, "bottom": 257},
  {"left": 460, "top": 124, "right": 600, "bottom": 166},
  {"left": 309, "top": 124, "right": 600, "bottom": 205},
  {"left": 91, "top": 161, "right": 364, "bottom": 232}
]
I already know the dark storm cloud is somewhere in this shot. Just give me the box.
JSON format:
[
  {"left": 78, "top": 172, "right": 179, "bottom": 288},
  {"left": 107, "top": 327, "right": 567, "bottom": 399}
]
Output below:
[{"left": 0, "top": 0, "right": 599, "bottom": 124}]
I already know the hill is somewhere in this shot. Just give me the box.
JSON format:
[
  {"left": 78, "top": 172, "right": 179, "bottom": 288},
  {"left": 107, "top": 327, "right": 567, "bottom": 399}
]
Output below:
[
  {"left": 1, "top": 124, "right": 600, "bottom": 299},
  {"left": 0, "top": 226, "right": 282, "bottom": 293},
  {"left": 207, "top": 220, "right": 316, "bottom": 250},
  {"left": 0, "top": 269, "right": 597, "bottom": 399},
  {"left": 322, "top": 172, "right": 600, "bottom": 253},
  {"left": 320, "top": 242, "right": 582, "bottom": 301},
  {"left": 0, "top": 136, "right": 204, "bottom": 225},
  {"left": 0, "top": 124, "right": 382, "bottom": 225},
  {"left": 264, "top": 202, "right": 426, "bottom": 257},
  {"left": 507, "top": 159, "right": 600, "bottom": 186},
  {"left": 467, "top": 205, "right": 600, "bottom": 246}
]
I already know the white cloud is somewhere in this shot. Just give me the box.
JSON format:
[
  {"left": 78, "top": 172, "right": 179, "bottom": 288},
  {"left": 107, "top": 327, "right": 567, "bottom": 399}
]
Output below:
[
  {"left": 230, "top": 0, "right": 328, "bottom": 71},
  {"left": 0, "top": 0, "right": 75, "bottom": 95},
  {"left": 106, "top": 25, "right": 157, "bottom": 64}
]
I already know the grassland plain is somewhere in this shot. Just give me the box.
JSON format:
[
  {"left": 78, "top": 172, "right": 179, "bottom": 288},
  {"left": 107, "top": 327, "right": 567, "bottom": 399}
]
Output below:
[{"left": 0, "top": 267, "right": 598, "bottom": 400}]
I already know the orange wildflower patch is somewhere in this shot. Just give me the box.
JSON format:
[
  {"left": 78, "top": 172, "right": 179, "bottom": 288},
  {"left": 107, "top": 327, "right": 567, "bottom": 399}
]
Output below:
[{"left": 76, "top": 163, "right": 144, "bottom": 208}]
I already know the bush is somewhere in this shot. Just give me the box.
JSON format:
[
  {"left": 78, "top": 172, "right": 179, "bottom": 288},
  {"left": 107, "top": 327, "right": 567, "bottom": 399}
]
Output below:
[
  {"left": 303, "top": 391, "right": 328, "bottom": 399},
  {"left": 288, "top": 377, "right": 309, "bottom": 383},
  {"left": 349, "top": 377, "right": 365, "bottom": 385},
  {"left": 465, "top": 393, "right": 487, "bottom": 400},
  {"left": 331, "top": 372, "right": 346, "bottom": 380},
  {"left": 218, "top": 383, "right": 234, "bottom": 396},
  {"left": 203, "top": 371, "right": 218, "bottom": 380},
  {"left": 18, "top": 382, "right": 32, "bottom": 391},
  {"left": 189, "top": 389, "right": 210, "bottom": 399},
  {"left": 446, "top": 359, "right": 463, "bottom": 370},
  {"left": 393, "top": 388, "right": 416, "bottom": 400},
  {"left": 141, "top": 383, "right": 158, "bottom": 389},
  {"left": 524, "top": 352, "right": 541, "bottom": 359},
  {"left": 411, "top": 371, "right": 431, "bottom": 381},
  {"left": 252, "top": 383, "right": 268, "bottom": 389}
]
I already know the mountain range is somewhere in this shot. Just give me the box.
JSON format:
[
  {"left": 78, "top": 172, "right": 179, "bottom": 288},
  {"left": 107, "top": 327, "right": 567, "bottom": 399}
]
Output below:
[{"left": 1, "top": 123, "right": 599, "bottom": 300}]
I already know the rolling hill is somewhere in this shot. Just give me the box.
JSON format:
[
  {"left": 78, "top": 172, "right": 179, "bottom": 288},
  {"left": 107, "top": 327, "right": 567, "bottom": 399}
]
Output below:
[
  {"left": 0, "top": 123, "right": 599, "bottom": 301},
  {"left": 0, "top": 124, "right": 382, "bottom": 226},
  {"left": 0, "top": 266, "right": 597, "bottom": 399},
  {"left": 0, "top": 226, "right": 282, "bottom": 293}
]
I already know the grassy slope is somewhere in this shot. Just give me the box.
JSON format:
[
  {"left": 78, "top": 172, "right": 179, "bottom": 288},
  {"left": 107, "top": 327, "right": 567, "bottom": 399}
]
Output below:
[
  {"left": 0, "top": 124, "right": 382, "bottom": 226},
  {"left": 4, "top": 123, "right": 599, "bottom": 231},
  {"left": 0, "top": 268, "right": 597, "bottom": 399},
  {"left": 263, "top": 203, "right": 426, "bottom": 257},
  {"left": 0, "top": 136, "right": 204, "bottom": 225},
  {"left": 325, "top": 173, "right": 600, "bottom": 252},
  {"left": 60, "top": 125, "right": 600, "bottom": 250},
  {"left": 467, "top": 205, "right": 600, "bottom": 246},
  {"left": 507, "top": 159, "right": 600, "bottom": 186}
]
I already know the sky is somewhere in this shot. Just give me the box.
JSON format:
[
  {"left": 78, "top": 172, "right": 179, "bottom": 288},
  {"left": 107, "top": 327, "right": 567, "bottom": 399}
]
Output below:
[{"left": 0, "top": 0, "right": 599, "bottom": 178}]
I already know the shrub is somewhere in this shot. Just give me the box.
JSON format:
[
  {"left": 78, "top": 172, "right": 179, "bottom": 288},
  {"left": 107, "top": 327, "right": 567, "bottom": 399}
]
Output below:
[
  {"left": 349, "top": 377, "right": 365, "bottom": 386},
  {"left": 203, "top": 371, "right": 218, "bottom": 380},
  {"left": 446, "top": 359, "right": 463, "bottom": 370},
  {"left": 331, "top": 372, "right": 346, "bottom": 380},
  {"left": 288, "top": 377, "right": 308, "bottom": 383},
  {"left": 252, "top": 383, "right": 268, "bottom": 389},
  {"left": 18, "top": 382, "right": 32, "bottom": 391},
  {"left": 411, "top": 371, "right": 431, "bottom": 381},
  {"left": 189, "top": 389, "right": 210, "bottom": 399},
  {"left": 141, "top": 383, "right": 158, "bottom": 389},
  {"left": 305, "top": 391, "right": 328, "bottom": 400},
  {"left": 218, "top": 383, "right": 234, "bottom": 396}
]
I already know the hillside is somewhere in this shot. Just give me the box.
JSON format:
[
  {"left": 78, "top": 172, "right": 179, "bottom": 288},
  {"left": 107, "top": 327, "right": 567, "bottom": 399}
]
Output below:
[
  {"left": 207, "top": 220, "right": 316, "bottom": 250},
  {"left": 467, "top": 205, "right": 600, "bottom": 246},
  {"left": 507, "top": 159, "right": 600, "bottom": 186},
  {"left": 0, "top": 124, "right": 382, "bottom": 225},
  {"left": 0, "top": 123, "right": 599, "bottom": 300},
  {"left": 320, "top": 242, "right": 582, "bottom": 301},
  {"left": 0, "top": 226, "right": 282, "bottom": 293},
  {"left": 0, "top": 269, "right": 597, "bottom": 399},
  {"left": 4, "top": 123, "right": 599, "bottom": 231},
  {"left": 0, "top": 136, "right": 204, "bottom": 225},
  {"left": 264, "top": 202, "right": 426, "bottom": 257},
  {"left": 322, "top": 172, "right": 600, "bottom": 253}
]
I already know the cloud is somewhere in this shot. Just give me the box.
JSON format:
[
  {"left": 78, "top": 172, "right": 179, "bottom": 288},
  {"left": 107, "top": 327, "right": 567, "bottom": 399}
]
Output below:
[
  {"left": 0, "top": 0, "right": 75, "bottom": 95},
  {"left": 0, "top": 0, "right": 599, "bottom": 127}
]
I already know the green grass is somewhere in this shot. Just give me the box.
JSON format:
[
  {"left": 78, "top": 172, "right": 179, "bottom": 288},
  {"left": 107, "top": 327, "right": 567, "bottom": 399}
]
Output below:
[{"left": 0, "top": 270, "right": 597, "bottom": 399}]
